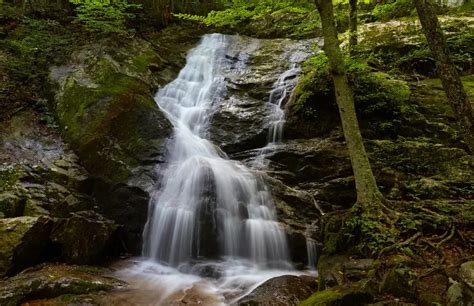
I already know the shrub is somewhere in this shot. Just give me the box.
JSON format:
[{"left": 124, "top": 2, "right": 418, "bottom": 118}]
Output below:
[
  {"left": 69, "top": 0, "right": 141, "bottom": 34},
  {"left": 372, "top": 0, "right": 415, "bottom": 21}
]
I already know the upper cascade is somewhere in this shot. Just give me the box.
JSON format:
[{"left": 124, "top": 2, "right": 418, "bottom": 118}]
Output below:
[{"left": 143, "top": 33, "right": 291, "bottom": 269}]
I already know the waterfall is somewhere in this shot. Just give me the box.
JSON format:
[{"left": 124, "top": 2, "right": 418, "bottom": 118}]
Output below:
[
  {"left": 143, "top": 34, "right": 291, "bottom": 269},
  {"left": 306, "top": 238, "right": 318, "bottom": 270}
]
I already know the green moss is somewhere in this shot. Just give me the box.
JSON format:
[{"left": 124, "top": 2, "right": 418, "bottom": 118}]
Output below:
[
  {"left": 372, "top": 0, "right": 416, "bottom": 21},
  {"left": 300, "top": 285, "right": 373, "bottom": 306},
  {"left": 299, "top": 288, "right": 345, "bottom": 306},
  {"left": 0, "top": 167, "right": 22, "bottom": 190}
]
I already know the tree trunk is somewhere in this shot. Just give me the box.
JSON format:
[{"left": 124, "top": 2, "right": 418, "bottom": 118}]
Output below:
[
  {"left": 315, "top": 0, "right": 384, "bottom": 210},
  {"left": 349, "top": 0, "right": 358, "bottom": 55},
  {"left": 414, "top": 0, "right": 474, "bottom": 154}
]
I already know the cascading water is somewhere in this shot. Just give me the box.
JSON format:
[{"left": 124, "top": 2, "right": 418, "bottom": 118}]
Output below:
[
  {"left": 267, "top": 63, "right": 301, "bottom": 145},
  {"left": 251, "top": 61, "right": 301, "bottom": 170},
  {"left": 111, "top": 34, "right": 317, "bottom": 306},
  {"left": 143, "top": 33, "right": 290, "bottom": 269}
]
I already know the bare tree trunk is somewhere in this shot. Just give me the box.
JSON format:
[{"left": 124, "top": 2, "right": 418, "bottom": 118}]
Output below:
[
  {"left": 315, "top": 0, "right": 384, "bottom": 210},
  {"left": 349, "top": 0, "right": 358, "bottom": 55},
  {"left": 414, "top": 0, "right": 474, "bottom": 154}
]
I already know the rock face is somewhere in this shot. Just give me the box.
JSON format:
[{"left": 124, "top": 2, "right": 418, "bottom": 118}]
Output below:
[
  {"left": 0, "top": 263, "right": 125, "bottom": 306},
  {"left": 51, "top": 211, "right": 118, "bottom": 264},
  {"left": 238, "top": 275, "right": 317, "bottom": 306},
  {"left": 0, "top": 216, "right": 52, "bottom": 277},
  {"left": 210, "top": 36, "right": 315, "bottom": 153}
]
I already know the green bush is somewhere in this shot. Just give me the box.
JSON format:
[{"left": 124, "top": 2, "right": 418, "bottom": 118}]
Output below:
[
  {"left": 4, "top": 17, "right": 73, "bottom": 83},
  {"left": 174, "top": 0, "right": 318, "bottom": 38},
  {"left": 372, "top": 0, "right": 415, "bottom": 21},
  {"left": 69, "top": 0, "right": 141, "bottom": 34}
]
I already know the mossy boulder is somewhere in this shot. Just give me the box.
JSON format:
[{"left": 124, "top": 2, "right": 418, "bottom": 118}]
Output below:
[
  {"left": 51, "top": 44, "right": 172, "bottom": 185},
  {"left": 50, "top": 38, "right": 175, "bottom": 253},
  {"left": 51, "top": 211, "right": 118, "bottom": 264},
  {"left": 286, "top": 55, "right": 410, "bottom": 140},
  {"left": 0, "top": 216, "right": 52, "bottom": 277},
  {"left": 0, "top": 263, "right": 125, "bottom": 306}
]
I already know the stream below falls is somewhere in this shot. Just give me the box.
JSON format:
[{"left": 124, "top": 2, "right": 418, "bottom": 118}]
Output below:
[{"left": 112, "top": 33, "right": 316, "bottom": 305}]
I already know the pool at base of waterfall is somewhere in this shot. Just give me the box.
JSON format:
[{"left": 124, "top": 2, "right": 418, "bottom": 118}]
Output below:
[{"left": 107, "top": 258, "right": 315, "bottom": 305}]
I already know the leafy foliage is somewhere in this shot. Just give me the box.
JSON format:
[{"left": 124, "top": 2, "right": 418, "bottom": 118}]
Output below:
[
  {"left": 69, "top": 0, "right": 141, "bottom": 34},
  {"left": 372, "top": 0, "right": 415, "bottom": 21},
  {"left": 175, "top": 0, "right": 318, "bottom": 38},
  {"left": 3, "top": 17, "right": 73, "bottom": 83}
]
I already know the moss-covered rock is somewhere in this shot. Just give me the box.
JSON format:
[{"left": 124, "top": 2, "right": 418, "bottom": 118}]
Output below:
[
  {"left": 51, "top": 211, "right": 118, "bottom": 264},
  {"left": 0, "top": 216, "right": 52, "bottom": 276},
  {"left": 51, "top": 43, "right": 172, "bottom": 185},
  {"left": 299, "top": 285, "right": 374, "bottom": 306},
  {"left": 0, "top": 263, "right": 125, "bottom": 306},
  {"left": 0, "top": 192, "right": 26, "bottom": 218},
  {"left": 286, "top": 55, "right": 410, "bottom": 139}
]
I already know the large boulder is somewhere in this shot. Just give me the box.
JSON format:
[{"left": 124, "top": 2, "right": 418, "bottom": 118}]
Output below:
[
  {"left": 49, "top": 38, "right": 175, "bottom": 253},
  {"left": 50, "top": 211, "right": 118, "bottom": 264},
  {"left": 238, "top": 275, "right": 317, "bottom": 306},
  {"left": 0, "top": 216, "right": 52, "bottom": 277}
]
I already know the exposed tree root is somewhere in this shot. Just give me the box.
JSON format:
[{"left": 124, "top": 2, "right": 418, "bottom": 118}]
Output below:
[
  {"left": 436, "top": 226, "right": 456, "bottom": 248},
  {"left": 378, "top": 232, "right": 421, "bottom": 257}
]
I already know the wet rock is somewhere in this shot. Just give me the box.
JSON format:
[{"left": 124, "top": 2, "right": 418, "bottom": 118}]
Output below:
[
  {"left": 51, "top": 211, "right": 118, "bottom": 264},
  {"left": 210, "top": 36, "right": 313, "bottom": 154},
  {"left": 238, "top": 275, "right": 317, "bottom": 306},
  {"left": 211, "top": 94, "right": 271, "bottom": 154},
  {"left": 0, "top": 216, "right": 52, "bottom": 276},
  {"left": 0, "top": 263, "right": 125, "bottom": 306},
  {"left": 93, "top": 183, "right": 149, "bottom": 254}
]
